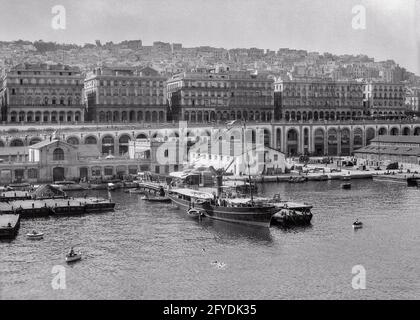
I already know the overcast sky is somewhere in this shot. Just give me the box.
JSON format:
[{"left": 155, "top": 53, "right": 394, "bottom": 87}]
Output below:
[{"left": 0, "top": 0, "right": 418, "bottom": 74}]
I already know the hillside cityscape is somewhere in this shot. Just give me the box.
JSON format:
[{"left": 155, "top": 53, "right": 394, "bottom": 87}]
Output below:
[{"left": 1, "top": 39, "right": 419, "bottom": 85}]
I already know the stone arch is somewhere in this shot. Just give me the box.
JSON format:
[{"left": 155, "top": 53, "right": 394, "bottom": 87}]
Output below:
[
  {"left": 303, "top": 127, "right": 309, "bottom": 154},
  {"left": 129, "top": 111, "right": 136, "bottom": 122},
  {"left": 29, "top": 137, "right": 42, "bottom": 146},
  {"left": 102, "top": 135, "right": 115, "bottom": 155},
  {"left": 353, "top": 128, "right": 363, "bottom": 149},
  {"left": 119, "top": 134, "right": 131, "bottom": 155},
  {"left": 276, "top": 128, "right": 281, "bottom": 149},
  {"left": 414, "top": 127, "right": 420, "bottom": 136},
  {"left": 121, "top": 111, "right": 128, "bottom": 122},
  {"left": 84, "top": 136, "right": 98, "bottom": 145},
  {"left": 378, "top": 127, "right": 387, "bottom": 136},
  {"left": 66, "top": 136, "right": 80, "bottom": 145},
  {"left": 137, "top": 111, "right": 143, "bottom": 122},
  {"left": 136, "top": 133, "right": 148, "bottom": 140},
  {"left": 390, "top": 127, "right": 399, "bottom": 136},
  {"left": 10, "top": 138, "right": 24, "bottom": 147},
  {"left": 366, "top": 128, "right": 375, "bottom": 145},
  {"left": 113, "top": 111, "right": 120, "bottom": 122},
  {"left": 327, "top": 128, "right": 338, "bottom": 155},
  {"left": 263, "top": 129, "right": 271, "bottom": 147},
  {"left": 145, "top": 111, "right": 151, "bottom": 122},
  {"left": 152, "top": 131, "right": 164, "bottom": 139},
  {"left": 341, "top": 128, "right": 351, "bottom": 156},
  {"left": 286, "top": 128, "right": 299, "bottom": 156},
  {"left": 152, "top": 111, "right": 158, "bottom": 122},
  {"left": 314, "top": 128, "right": 325, "bottom": 156},
  {"left": 402, "top": 127, "right": 411, "bottom": 136},
  {"left": 53, "top": 148, "right": 65, "bottom": 161}
]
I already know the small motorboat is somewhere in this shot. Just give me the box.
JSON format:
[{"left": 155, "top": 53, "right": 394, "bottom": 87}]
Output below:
[
  {"left": 26, "top": 231, "right": 44, "bottom": 240},
  {"left": 187, "top": 208, "right": 204, "bottom": 217},
  {"left": 352, "top": 221, "right": 363, "bottom": 229},
  {"left": 66, "top": 252, "right": 82, "bottom": 263}
]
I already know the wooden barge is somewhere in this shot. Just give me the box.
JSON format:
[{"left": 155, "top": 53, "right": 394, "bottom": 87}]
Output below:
[
  {"left": 0, "top": 214, "right": 20, "bottom": 239},
  {"left": 0, "top": 191, "right": 32, "bottom": 202},
  {"left": 0, "top": 198, "right": 115, "bottom": 218}
]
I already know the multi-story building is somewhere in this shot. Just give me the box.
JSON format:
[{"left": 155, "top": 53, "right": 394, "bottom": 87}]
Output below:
[
  {"left": 166, "top": 68, "right": 274, "bottom": 122},
  {"left": 406, "top": 87, "right": 420, "bottom": 112},
  {"left": 84, "top": 66, "right": 167, "bottom": 123},
  {"left": 363, "top": 81, "right": 406, "bottom": 118},
  {"left": 274, "top": 77, "right": 365, "bottom": 121},
  {"left": 0, "top": 63, "right": 85, "bottom": 124}
]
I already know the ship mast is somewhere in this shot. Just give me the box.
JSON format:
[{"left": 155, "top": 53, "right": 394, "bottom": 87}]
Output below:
[{"left": 242, "top": 121, "right": 254, "bottom": 204}]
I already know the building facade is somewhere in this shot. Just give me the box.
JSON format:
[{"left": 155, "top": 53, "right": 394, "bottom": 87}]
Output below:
[
  {"left": 84, "top": 66, "right": 167, "bottom": 123},
  {"left": 406, "top": 87, "right": 420, "bottom": 112},
  {"left": 354, "top": 135, "right": 420, "bottom": 167},
  {"left": 189, "top": 145, "right": 286, "bottom": 175},
  {"left": 274, "top": 77, "right": 365, "bottom": 121},
  {"left": 166, "top": 68, "right": 274, "bottom": 122},
  {"left": 363, "top": 81, "right": 407, "bottom": 118},
  {"left": 0, "top": 138, "right": 144, "bottom": 184},
  {"left": 0, "top": 63, "right": 85, "bottom": 124}
]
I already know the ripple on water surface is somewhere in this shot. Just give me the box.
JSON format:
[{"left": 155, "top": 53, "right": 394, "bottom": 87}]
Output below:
[{"left": 1, "top": 181, "right": 419, "bottom": 299}]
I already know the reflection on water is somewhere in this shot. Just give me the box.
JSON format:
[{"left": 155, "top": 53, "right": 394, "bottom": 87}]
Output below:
[
  {"left": 199, "top": 218, "right": 273, "bottom": 243},
  {"left": 1, "top": 180, "right": 419, "bottom": 300}
]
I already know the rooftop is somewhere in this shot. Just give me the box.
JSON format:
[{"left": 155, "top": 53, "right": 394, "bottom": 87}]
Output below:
[
  {"left": 354, "top": 145, "right": 420, "bottom": 156},
  {"left": 371, "top": 135, "right": 420, "bottom": 144}
]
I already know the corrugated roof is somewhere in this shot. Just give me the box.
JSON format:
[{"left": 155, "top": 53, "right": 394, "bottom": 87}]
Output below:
[
  {"left": 355, "top": 145, "right": 420, "bottom": 156},
  {"left": 371, "top": 135, "right": 420, "bottom": 144}
]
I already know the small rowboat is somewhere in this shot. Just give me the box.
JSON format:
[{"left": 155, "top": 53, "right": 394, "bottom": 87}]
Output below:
[
  {"left": 27, "top": 232, "right": 44, "bottom": 240},
  {"left": 352, "top": 221, "right": 363, "bottom": 229},
  {"left": 187, "top": 208, "right": 204, "bottom": 217},
  {"left": 66, "top": 252, "right": 82, "bottom": 263}
]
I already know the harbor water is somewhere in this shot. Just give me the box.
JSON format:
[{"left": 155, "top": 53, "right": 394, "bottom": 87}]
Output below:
[{"left": 1, "top": 179, "right": 419, "bottom": 300}]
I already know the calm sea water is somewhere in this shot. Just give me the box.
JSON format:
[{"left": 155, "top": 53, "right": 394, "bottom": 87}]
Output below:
[{"left": 1, "top": 179, "right": 419, "bottom": 300}]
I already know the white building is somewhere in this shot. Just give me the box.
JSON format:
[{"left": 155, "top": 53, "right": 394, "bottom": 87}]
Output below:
[{"left": 189, "top": 145, "right": 286, "bottom": 176}]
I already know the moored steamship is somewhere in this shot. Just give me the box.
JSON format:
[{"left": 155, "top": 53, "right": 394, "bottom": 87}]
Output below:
[{"left": 168, "top": 188, "right": 279, "bottom": 227}]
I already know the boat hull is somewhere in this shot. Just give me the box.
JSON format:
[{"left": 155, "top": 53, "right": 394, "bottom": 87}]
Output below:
[
  {"left": 142, "top": 196, "right": 171, "bottom": 203},
  {"left": 168, "top": 194, "right": 277, "bottom": 228},
  {"left": 66, "top": 254, "right": 82, "bottom": 263},
  {"left": 27, "top": 233, "right": 44, "bottom": 240}
]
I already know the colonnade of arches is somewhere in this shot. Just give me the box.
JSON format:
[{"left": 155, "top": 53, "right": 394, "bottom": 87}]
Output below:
[
  {"left": 2, "top": 124, "right": 420, "bottom": 157},
  {"left": 183, "top": 110, "right": 274, "bottom": 122},
  {"left": 97, "top": 110, "right": 166, "bottom": 123},
  {"left": 274, "top": 125, "right": 420, "bottom": 156},
  {"left": 8, "top": 110, "right": 83, "bottom": 123},
  {"left": 280, "top": 110, "right": 406, "bottom": 122}
]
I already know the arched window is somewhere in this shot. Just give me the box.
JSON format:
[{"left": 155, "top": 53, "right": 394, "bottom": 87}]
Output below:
[{"left": 53, "top": 148, "right": 65, "bottom": 161}]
